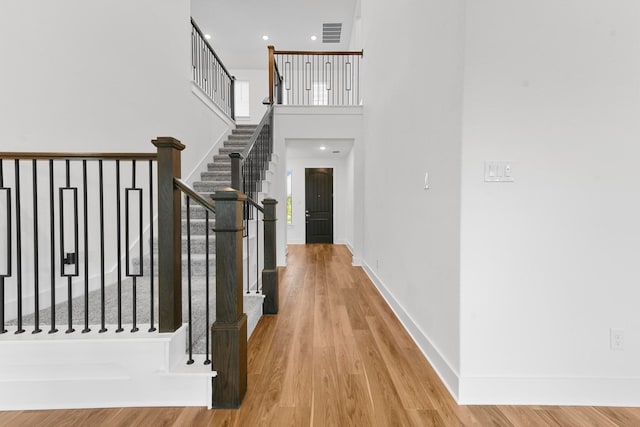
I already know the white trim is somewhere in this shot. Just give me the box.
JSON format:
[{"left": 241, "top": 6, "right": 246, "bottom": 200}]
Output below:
[
  {"left": 0, "top": 325, "right": 214, "bottom": 410},
  {"left": 362, "top": 261, "right": 460, "bottom": 401},
  {"left": 185, "top": 83, "right": 236, "bottom": 184},
  {"left": 459, "top": 376, "right": 640, "bottom": 407},
  {"left": 191, "top": 83, "right": 235, "bottom": 126}
]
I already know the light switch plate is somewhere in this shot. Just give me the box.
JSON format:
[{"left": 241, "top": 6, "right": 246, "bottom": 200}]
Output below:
[{"left": 484, "top": 161, "right": 514, "bottom": 182}]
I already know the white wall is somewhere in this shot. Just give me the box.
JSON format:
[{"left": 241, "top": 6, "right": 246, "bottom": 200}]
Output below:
[
  {"left": 0, "top": 0, "right": 233, "bottom": 319},
  {"left": 286, "top": 153, "right": 353, "bottom": 246},
  {"left": 273, "top": 106, "right": 363, "bottom": 267},
  {"left": 459, "top": 0, "right": 640, "bottom": 405},
  {"left": 360, "top": 0, "right": 465, "bottom": 396},
  {"left": 0, "top": 0, "right": 231, "bottom": 180},
  {"left": 345, "top": 147, "right": 355, "bottom": 250},
  {"left": 229, "top": 69, "right": 269, "bottom": 124}
]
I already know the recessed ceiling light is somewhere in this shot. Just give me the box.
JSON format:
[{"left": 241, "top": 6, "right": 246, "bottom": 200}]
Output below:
[
  {"left": 204, "top": 34, "right": 212, "bottom": 40},
  {"left": 262, "top": 35, "right": 269, "bottom": 41},
  {"left": 320, "top": 146, "right": 326, "bottom": 150},
  {"left": 311, "top": 35, "right": 317, "bottom": 41}
]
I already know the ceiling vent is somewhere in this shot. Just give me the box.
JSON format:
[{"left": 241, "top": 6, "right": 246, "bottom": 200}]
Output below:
[{"left": 322, "top": 23, "right": 342, "bottom": 43}]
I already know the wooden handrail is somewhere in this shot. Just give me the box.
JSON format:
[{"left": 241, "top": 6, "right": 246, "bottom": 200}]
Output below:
[
  {"left": 0, "top": 152, "right": 157, "bottom": 161},
  {"left": 191, "top": 18, "right": 234, "bottom": 81},
  {"left": 272, "top": 49, "right": 364, "bottom": 56},
  {"left": 245, "top": 196, "right": 265, "bottom": 214},
  {"left": 239, "top": 105, "right": 273, "bottom": 159},
  {"left": 173, "top": 178, "right": 216, "bottom": 214}
]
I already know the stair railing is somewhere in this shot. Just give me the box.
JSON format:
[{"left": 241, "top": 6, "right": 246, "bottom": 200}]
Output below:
[
  {"left": 0, "top": 137, "right": 278, "bottom": 408},
  {"left": 229, "top": 106, "right": 279, "bottom": 315},
  {"left": 268, "top": 46, "right": 364, "bottom": 105},
  {"left": 191, "top": 18, "right": 236, "bottom": 120},
  {"left": 0, "top": 151, "right": 158, "bottom": 336}
]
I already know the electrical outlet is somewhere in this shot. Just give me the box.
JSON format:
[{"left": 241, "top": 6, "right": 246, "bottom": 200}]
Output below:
[{"left": 610, "top": 328, "right": 624, "bottom": 351}]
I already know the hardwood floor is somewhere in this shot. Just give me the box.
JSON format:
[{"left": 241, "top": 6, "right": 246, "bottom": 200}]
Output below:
[{"left": 1, "top": 244, "right": 639, "bottom": 426}]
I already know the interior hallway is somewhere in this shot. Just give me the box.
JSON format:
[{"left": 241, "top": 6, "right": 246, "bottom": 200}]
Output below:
[{"left": 1, "top": 244, "right": 640, "bottom": 426}]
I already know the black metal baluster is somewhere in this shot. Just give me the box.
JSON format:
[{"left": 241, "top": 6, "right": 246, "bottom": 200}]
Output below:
[
  {"left": 332, "top": 56, "right": 336, "bottom": 106},
  {"left": 48, "top": 160, "right": 57, "bottom": 334},
  {"left": 61, "top": 160, "right": 75, "bottom": 334},
  {"left": 0, "top": 160, "right": 8, "bottom": 334},
  {"left": 99, "top": 160, "right": 106, "bottom": 333},
  {"left": 246, "top": 201, "right": 250, "bottom": 294},
  {"left": 32, "top": 160, "right": 41, "bottom": 333},
  {"left": 149, "top": 160, "right": 156, "bottom": 332},
  {"left": 82, "top": 160, "right": 90, "bottom": 333},
  {"left": 204, "top": 209, "right": 211, "bottom": 365},
  {"left": 357, "top": 55, "right": 361, "bottom": 104},
  {"left": 116, "top": 160, "right": 123, "bottom": 332},
  {"left": 130, "top": 161, "right": 139, "bottom": 333},
  {"left": 186, "top": 196, "right": 194, "bottom": 365},
  {"left": 14, "top": 160, "right": 24, "bottom": 334},
  {"left": 256, "top": 207, "right": 260, "bottom": 293},
  {"left": 0, "top": 277, "right": 4, "bottom": 334}
]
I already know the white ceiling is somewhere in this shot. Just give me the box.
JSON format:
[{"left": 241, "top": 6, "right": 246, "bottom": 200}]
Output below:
[
  {"left": 191, "top": 0, "right": 358, "bottom": 70},
  {"left": 286, "top": 139, "right": 354, "bottom": 159}
]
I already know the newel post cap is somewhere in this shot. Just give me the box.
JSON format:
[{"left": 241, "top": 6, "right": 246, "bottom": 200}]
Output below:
[
  {"left": 152, "top": 137, "right": 185, "bottom": 151},
  {"left": 211, "top": 188, "right": 247, "bottom": 202}
]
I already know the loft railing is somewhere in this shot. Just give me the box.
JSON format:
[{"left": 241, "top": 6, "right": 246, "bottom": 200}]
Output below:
[
  {"left": 191, "top": 18, "right": 235, "bottom": 120},
  {"left": 268, "top": 46, "right": 363, "bottom": 106},
  {"left": 0, "top": 138, "right": 279, "bottom": 408}
]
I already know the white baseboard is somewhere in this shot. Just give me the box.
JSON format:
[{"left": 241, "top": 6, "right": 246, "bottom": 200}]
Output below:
[
  {"left": 361, "top": 262, "right": 460, "bottom": 401},
  {"left": 459, "top": 376, "right": 640, "bottom": 407},
  {"left": 361, "top": 262, "right": 640, "bottom": 406}
]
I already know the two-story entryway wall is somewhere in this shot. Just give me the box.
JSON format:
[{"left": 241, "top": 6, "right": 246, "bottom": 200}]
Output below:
[{"left": 270, "top": 106, "right": 364, "bottom": 267}]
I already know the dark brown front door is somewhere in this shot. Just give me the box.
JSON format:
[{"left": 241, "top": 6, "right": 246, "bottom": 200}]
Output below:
[{"left": 305, "top": 168, "right": 333, "bottom": 244}]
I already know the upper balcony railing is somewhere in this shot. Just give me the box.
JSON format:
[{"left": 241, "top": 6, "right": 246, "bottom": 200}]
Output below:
[
  {"left": 268, "top": 46, "right": 363, "bottom": 106},
  {"left": 191, "top": 18, "right": 235, "bottom": 120}
]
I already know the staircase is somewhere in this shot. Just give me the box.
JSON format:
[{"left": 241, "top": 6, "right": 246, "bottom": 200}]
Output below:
[
  {"left": 183, "top": 124, "right": 266, "bottom": 338},
  {"left": 193, "top": 124, "right": 257, "bottom": 197}
]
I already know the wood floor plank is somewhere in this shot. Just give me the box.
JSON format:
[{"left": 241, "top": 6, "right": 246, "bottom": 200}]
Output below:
[
  {"left": 279, "top": 273, "right": 315, "bottom": 407},
  {"left": 366, "top": 314, "right": 435, "bottom": 411},
  {"left": 311, "top": 345, "right": 345, "bottom": 426},
  {"left": 246, "top": 314, "right": 277, "bottom": 375},
  {"left": 593, "top": 406, "right": 640, "bottom": 426},
  {"left": 407, "top": 409, "right": 448, "bottom": 427},
  {"left": 354, "top": 328, "right": 414, "bottom": 426},
  {"left": 3, "top": 244, "right": 640, "bottom": 426}
]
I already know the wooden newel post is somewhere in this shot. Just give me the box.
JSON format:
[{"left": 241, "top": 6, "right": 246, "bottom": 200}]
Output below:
[
  {"left": 211, "top": 188, "right": 247, "bottom": 408},
  {"left": 268, "top": 45, "right": 275, "bottom": 104},
  {"left": 152, "top": 137, "right": 185, "bottom": 333},
  {"left": 262, "top": 198, "right": 278, "bottom": 314},
  {"left": 229, "top": 153, "right": 243, "bottom": 192}
]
